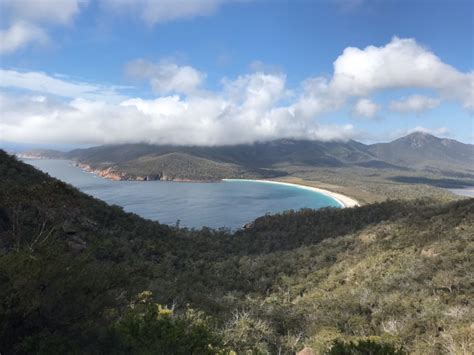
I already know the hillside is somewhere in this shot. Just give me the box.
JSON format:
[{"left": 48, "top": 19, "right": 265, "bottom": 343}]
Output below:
[
  {"left": 1, "top": 150, "right": 473, "bottom": 354},
  {"left": 17, "top": 149, "right": 68, "bottom": 160},
  {"left": 110, "top": 152, "right": 283, "bottom": 181},
  {"left": 369, "top": 132, "right": 474, "bottom": 173},
  {"left": 21, "top": 133, "right": 473, "bottom": 183},
  {"left": 65, "top": 139, "right": 374, "bottom": 168}
]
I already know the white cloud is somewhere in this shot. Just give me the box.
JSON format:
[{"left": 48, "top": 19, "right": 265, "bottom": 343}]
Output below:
[
  {"left": 352, "top": 98, "right": 379, "bottom": 118},
  {"left": 2, "top": 37, "right": 472, "bottom": 146},
  {"left": 389, "top": 95, "right": 441, "bottom": 114},
  {"left": 0, "top": 0, "right": 87, "bottom": 54},
  {"left": 0, "top": 21, "right": 48, "bottom": 54},
  {"left": 126, "top": 59, "right": 205, "bottom": 95},
  {"left": 222, "top": 71, "right": 287, "bottom": 108},
  {"left": 0, "top": 71, "right": 355, "bottom": 146},
  {"left": 0, "top": 69, "right": 127, "bottom": 102},
  {"left": 326, "top": 37, "right": 473, "bottom": 110},
  {"left": 101, "top": 0, "right": 231, "bottom": 26}
]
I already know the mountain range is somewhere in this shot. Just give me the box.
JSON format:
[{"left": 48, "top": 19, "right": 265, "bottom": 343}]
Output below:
[{"left": 20, "top": 132, "right": 474, "bottom": 181}]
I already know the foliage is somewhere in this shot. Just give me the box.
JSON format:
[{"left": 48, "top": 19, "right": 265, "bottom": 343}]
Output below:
[
  {"left": 0, "top": 151, "right": 473, "bottom": 354},
  {"left": 326, "top": 339, "right": 405, "bottom": 355},
  {"left": 111, "top": 291, "right": 223, "bottom": 354}
]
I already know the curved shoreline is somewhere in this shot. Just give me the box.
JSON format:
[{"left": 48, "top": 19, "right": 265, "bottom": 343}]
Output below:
[{"left": 223, "top": 179, "right": 360, "bottom": 208}]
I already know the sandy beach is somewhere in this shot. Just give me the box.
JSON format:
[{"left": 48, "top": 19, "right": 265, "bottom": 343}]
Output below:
[{"left": 223, "top": 179, "right": 360, "bottom": 208}]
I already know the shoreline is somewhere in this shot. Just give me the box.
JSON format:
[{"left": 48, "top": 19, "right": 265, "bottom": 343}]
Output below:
[
  {"left": 21, "top": 157, "right": 360, "bottom": 207},
  {"left": 223, "top": 179, "right": 360, "bottom": 208}
]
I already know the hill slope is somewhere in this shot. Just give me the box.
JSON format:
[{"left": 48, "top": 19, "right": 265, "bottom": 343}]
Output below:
[
  {"left": 21, "top": 133, "right": 474, "bottom": 181},
  {"left": 66, "top": 139, "right": 375, "bottom": 168},
  {"left": 368, "top": 132, "right": 474, "bottom": 173},
  {"left": 111, "top": 152, "right": 283, "bottom": 181},
  {"left": 1, "top": 150, "right": 473, "bottom": 353}
]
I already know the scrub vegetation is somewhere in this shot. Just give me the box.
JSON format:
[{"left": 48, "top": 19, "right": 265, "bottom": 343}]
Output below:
[{"left": 0, "top": 151, "right": 473, "bottom": 354}]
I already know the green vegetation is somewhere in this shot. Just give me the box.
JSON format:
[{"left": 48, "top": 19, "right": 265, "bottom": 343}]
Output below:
[
  {"left": 1, "top": 151, "right": 473, "bottom": 354},
  {"left": 326, "top": 339, "right": 405, "bottom": 355},
  {"left": 113, "top": 152, "right": 281, "bottom": 181}
]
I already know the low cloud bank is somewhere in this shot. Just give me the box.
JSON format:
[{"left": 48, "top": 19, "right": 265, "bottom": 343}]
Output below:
[{"left": 1, "top": 37, "right": 472, "bottom": 145}]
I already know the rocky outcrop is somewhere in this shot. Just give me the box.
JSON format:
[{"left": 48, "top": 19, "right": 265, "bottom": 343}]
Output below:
[{"left": 75, "top": 163, "right": 132, "bottom": 181}]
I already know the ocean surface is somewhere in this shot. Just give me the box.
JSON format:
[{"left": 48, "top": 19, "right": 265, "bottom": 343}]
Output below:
[{"left": 24, "top": 159, "right": 341, "bottom": 229}]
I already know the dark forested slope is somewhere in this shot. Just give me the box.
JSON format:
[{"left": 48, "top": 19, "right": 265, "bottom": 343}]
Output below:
[{"left": 0, "top": 150, "right": 473, "bottom": 354}]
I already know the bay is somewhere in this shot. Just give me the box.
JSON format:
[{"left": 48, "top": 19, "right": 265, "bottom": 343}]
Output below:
[{"left": 24, "top": 159, "right": 341, "bottom": 229}]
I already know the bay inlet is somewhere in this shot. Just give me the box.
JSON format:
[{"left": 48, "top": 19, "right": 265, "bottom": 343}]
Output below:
[{"left": 24, "top": 159, "right": 343, "bottom": 229}]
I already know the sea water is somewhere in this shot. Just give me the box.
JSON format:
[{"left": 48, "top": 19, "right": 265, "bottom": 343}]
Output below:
[{"left": 24, "top": 159, "right": 341, "bottom": 229}]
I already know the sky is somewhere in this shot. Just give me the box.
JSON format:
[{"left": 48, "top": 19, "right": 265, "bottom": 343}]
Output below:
[{"left": 0, "top": 0, "right": 473, "bottom": 150}]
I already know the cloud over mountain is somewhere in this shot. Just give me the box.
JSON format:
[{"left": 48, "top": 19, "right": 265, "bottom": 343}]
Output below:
[{"left": 1, "top": 37, "right": 472, "bottom": 145}]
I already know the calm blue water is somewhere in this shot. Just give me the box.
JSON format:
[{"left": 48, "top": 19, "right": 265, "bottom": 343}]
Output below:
[{"left": 24, "top": 159, "right": 341, "bottom": 229}]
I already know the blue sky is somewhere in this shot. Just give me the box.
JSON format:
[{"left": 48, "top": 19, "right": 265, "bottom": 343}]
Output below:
[{"left": 0, "top": 0, "right": 473, "bottom": 148}]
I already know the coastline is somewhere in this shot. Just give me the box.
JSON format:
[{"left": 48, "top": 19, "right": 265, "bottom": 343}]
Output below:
[
  {"left": 21, "top": 156, "right": 360, "bottom": 207},
  {"left": 223, "top": 179, "right": 360, "bottom": 208}
]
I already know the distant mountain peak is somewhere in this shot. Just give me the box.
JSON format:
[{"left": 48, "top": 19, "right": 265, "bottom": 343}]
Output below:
[
  {"left": 404, "top": 131, "right": 436, "bottom": 139},
  {"left": 368, "top": 131, "right": 473, "bottom": 171},
  {"left": 399, "top": 131, "right": 440, "bottom": 148}
]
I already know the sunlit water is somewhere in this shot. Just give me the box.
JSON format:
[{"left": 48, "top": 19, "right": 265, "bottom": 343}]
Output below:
[{"left": 24, "top": 159, "right": 341, "bottom": 229}]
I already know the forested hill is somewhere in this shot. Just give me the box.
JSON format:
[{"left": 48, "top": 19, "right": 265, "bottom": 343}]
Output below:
[
  {"left": 1, "top": 150, "right": 473, "bottom": 354},
  {"left": 21, "top": 132, "right": 474, "bottom": 181}
]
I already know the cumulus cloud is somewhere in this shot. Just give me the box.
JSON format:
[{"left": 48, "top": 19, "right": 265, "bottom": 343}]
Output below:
[
  {"left": 126, "top": 59, "right": 205, "bottom": 95},
  {"left": 0, "top": 0, "right": 87, "bottom": 54},
  {"left": 0, "top": 71, "right": 355, "bottom": 146},
  {"left": 101, "top": 0, "right": 231, "bottom": 26},
  {"left": 326, "top": 37, "right": 473, "bottom": 110},
  {"left": 2, "top": 37, "right": 472, "bottom": 146},
  {"left": 389, "top": 95, "right": 441, "bottom": 114},
  {"left": 352, "top": 98, "right": 379, "bottom": 118}
]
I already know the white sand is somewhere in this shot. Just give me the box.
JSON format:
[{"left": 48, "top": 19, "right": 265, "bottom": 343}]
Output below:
[{"left": 223, "top": 179, "right": 360, "bottom": 208}]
